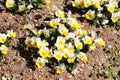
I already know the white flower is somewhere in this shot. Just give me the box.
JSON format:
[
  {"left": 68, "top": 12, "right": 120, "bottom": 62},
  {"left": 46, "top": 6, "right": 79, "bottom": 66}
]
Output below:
[
  {"left": 102, "top": 19, "right": 109, "bottom": 25},
  {"left": 18, "top": 4, "right": 26, "bottom": 12},
  {"left": 27, "top": 3, "right": 33, "bottom": 9},
  {"left": 42, "top": 27, "right": 50, "bottom": 38},
  {"left": 65, "top": 32, "right": 75, "bottom": 40}
]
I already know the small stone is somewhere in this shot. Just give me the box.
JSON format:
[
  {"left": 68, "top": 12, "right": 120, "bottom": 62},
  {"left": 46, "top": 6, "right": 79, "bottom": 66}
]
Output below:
[
  {"left": 71, "top": 68, "right": 79, "bottom": 75},
  {"left": 1, "top": 76, "right": 7, "bottom": 80},
  {"left": 58, "top": 77, "right": 63, "bottom": 80},
  {"left": 66, "top": 74, "right": 73, "bottom": 78}
]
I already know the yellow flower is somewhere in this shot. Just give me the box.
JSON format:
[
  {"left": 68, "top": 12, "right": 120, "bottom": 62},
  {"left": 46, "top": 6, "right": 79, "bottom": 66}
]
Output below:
[
  {"left": 0, "top": 45, "right": 8, "bottom": 55},
  {"left": 81, "top": 54, "right": 88, "bottom": 62},
  {"left": 111, "top": 12, "right": 119, "bottom": 23},
  {"left": 56, "top": 64, "right": 66, "bottom": 74},
  {"left": 36, "top": 39, "right": 49, "bottom": 49},
  {"left": 35, "top": 57, "right": 46, "bottom": 69},
  {"left": 74, "top": 37, "right": 83, "bottom": 49},
  {"left": 84, "top": 0, "right": 92, "bottom": 8},
  {"left": 32, "top": 29, "right": 41, "bottom": 37},
  {"left": 55, "top": 10, "right": 65, "bottom": 18},
  {"left": 45, "top": 0, "right": 51, "bottom": 4},
  {"left": 42, "top": 27, "right": 50, "bottom": 38},
  {"left": 72, "top": 2, "right": 79, "bottom": 7},
  {"left": 49, "top": 19, "right": 60, "bottom": 28},
  {"left": 0, "top": 33, "right": 7, "bottom": 44},
  {"left": 106, "top": 3, "right": 115, "bottom": 13},
  {"left": 89, "top": 43, "right": 96, "bottom": 51},
  {"left": 83, "top": 30, "right": 88, "bottom": 36},
  {"left": 93, "top": 0, "right": 101, "bottom": 8},
  {"left": 75, "top": 29, "right": 83, "bottom": 38},
  {"left": 85, "top": 10, "right": 95, "bottom": 20},
  {"left": 67, "top": 53, "right": 75, "bottom": 63},
  {"left": 82, "top": 36, "right": 93, "bottom": 45},
  {"left": 25, "top": 37, "right": 32, "bottom": 47},
  {"left": 53, "top": 50, "right": 63, "bottom": 61},
  {"left": 77, "top": 52, "right": 88, "bottom": 62},
  {"left": 71, "top": 18, "right": 81, "bottom": 29},
  {"left": 31, "top": 37, "right": 37, "bottom": 48},
  {"left": 66, "top": 43, "right": 74, "bottom": 53},
  {"left": 58, "top": 26, "right": 68, "bottom": 36},
  {"left": 63, "top": 48, "right": 69, "bottom": 58},
  {"left": 95, "top": 38, "right": 105, "bottom": 46},
  {"left": 6, "top": 0, "right": 15, "bottom": 9},
  {"left": 48, "top": 49, "right": 53, "bottom": 58},
  {"left": 7, "top": 30, "right": 16, "bottom": 38},
  {"left": 55, "top": 36, "right": 65, "bottom": 51},
  {"left": 39, "top": 47, "right": 49, "bottom": 58}
]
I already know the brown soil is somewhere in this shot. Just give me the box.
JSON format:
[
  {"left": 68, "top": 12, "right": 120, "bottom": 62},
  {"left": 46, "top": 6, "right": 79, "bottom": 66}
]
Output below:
[{"left": 0, "top": 0, "right": 120, "bottom": 80}]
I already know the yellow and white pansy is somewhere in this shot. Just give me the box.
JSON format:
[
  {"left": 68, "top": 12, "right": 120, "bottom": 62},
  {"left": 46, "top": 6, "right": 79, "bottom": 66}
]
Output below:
[
  {"left": 74, "top": 29, "right": 83, "bottom": 38},
  {"left": 42, "top": 27, "right": 50, "bottom": 38},
  {"left": 36, "top": 38, "right": 49, "bottom": 49},
  {"left": 74, "top": 37, "right": 83, "bottom": 50},
  {"left": 56, "top": 64, "right": 66, "bottom": 74},
  {"left": 32, "top": 29, "right": 41, "bottom": 37},
  {"left": 84, "top": 10, "right": 95, "bottom": 20},
  {"left": 95, "top": 38, "right": 105, "bottom": 46},
  {"left": 55, "top": 10, "right": 65, "bottom": 18},
  {"left": 92, "top": 0, "right": 101, "bottom": 8},
  {"left": 63, "top": 48, "right": 69, "bottom": 58},
  {"left": 106, "top": 1, "right": 117, "bottom": 13},
  {"left": 65, "top": 43, "right": 74, "bottom": 53},
  {"left": 58, "top": 26, "right": 68, "bottom": 36},
  {"left": 7, "top": 30, "right": 16, "bottom": 38},
  {"left": 0, "top": 45, "right": 8, "bottom": 55},
  {"left": 72, "top": 0, "right": 83, "bottom": 7},
  {"left": 68, "top": 18, "right": 81, "bottom": 29},
  {"left": 89, "top": 43, "right": 96, "bottom": 51},
  {"left": 31, "top": 37, "right": 37, "bottom": 48},
  {"left": 25, "top": 37, "right": 32, "bottom": 47},
  {"left": 55, "top": 36, "right": 65, "bottom": 51},
  {"left": 6, "top": 0, "right": 15, "bottom": 9},
  {"left": 67, "top": 53, "right": 76, "bottom": 63},
  {"left": 35, "top": 57, "right": 46, "bottom": 69},
  {"left": 77, "top": 52, "right": 88, "bottom": 62},
  {"left": 38, "top": 46, "right": 50, "bottom": 58},
  {"left": 49, "top": 18, "right": 60, "bottom": 28},
  {"left": 84, "top": 0, "right": 92, "bottom": 8},
  {"left": 111, "top": 12, "right": 119, "bottom": 23},
  {"left": 82, "top": 36, "right": 93, "bottom": 45},
  {"left": 65, "top": 32, "right": 75, "bottom": 40},
  {"left": 53, "top": 50, "right": 63, "bottom": 61},
  {"left": 0, "top": 33, "right": 7, "bottom": 44}
]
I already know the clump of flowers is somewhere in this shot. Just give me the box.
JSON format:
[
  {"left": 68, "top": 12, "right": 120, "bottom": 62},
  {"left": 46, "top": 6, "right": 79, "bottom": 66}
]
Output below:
[
  {"left": 71, "top": 0, "right": 120, "bottom": 29},
  {"left": 0, "top": 0, "right": 51, "bottom": 13},
  {"left": 0, "top": 30, "right": 16, "bottom": 57},
  {"left": 24, "top": 10, "right": 105, "bottom": 74}
]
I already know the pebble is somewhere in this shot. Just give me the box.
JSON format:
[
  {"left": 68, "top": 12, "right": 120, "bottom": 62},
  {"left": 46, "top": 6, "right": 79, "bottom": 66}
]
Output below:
[{"left": 1, "top": 76, "right": 7, "bottom": 80}]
